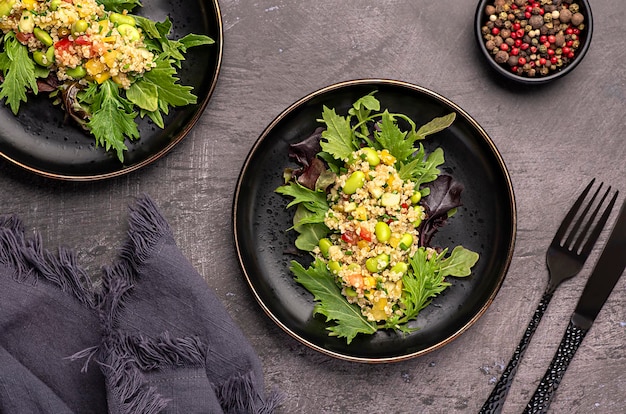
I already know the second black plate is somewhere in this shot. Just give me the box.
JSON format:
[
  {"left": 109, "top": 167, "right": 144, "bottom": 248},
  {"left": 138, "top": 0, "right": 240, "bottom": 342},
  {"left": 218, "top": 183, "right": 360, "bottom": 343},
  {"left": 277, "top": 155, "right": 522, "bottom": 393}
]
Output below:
[{"left": 0, "top": 0, "right": 222, "bottom": 180}]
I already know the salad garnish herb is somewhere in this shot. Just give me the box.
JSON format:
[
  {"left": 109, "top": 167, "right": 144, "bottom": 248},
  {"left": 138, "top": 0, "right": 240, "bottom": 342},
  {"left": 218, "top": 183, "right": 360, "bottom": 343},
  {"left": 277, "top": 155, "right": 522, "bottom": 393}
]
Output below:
[
  {"left": 276, "top": 91, "right": 479, "bottom": 343},
  {"left": 0, "top": 0, "right": 214, "bottom": 162}
]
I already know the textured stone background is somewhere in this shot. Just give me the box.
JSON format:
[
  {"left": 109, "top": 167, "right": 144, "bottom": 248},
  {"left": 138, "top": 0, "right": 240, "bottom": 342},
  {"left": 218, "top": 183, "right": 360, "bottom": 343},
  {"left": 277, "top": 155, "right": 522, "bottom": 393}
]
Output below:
[{"left": 1, "top": 1, "right": 625, "bottom": 413}]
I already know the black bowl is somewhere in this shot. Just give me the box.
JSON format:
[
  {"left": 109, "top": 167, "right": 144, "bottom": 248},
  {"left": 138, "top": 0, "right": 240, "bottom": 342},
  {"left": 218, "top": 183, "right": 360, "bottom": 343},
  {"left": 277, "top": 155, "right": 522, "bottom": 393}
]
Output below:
[{"left": 475, "top": 0, "right": 592, "bottom": 85}]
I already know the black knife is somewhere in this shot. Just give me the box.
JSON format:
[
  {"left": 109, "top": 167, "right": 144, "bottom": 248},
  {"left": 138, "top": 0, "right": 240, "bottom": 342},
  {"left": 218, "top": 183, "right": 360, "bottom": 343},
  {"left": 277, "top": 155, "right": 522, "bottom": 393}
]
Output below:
[{"left": 523, "top": 197, "right": 626, "bottom": 414}]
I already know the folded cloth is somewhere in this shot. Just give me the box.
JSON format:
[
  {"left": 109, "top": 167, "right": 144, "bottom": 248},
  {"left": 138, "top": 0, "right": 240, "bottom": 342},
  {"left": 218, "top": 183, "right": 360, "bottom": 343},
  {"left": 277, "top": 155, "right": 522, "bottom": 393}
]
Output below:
[{"left": 0, "top": 197, "right": 283, "bottom": 414}]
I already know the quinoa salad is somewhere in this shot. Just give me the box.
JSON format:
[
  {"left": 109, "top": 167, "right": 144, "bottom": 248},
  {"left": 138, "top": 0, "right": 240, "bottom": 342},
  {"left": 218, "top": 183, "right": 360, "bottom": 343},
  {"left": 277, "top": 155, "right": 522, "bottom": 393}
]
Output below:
[
  {"left": 276, "top": 92, "right": 479, "bottom": 343},
  {"left": 0, "top": 0, "right": 214, "bottom": 162}
]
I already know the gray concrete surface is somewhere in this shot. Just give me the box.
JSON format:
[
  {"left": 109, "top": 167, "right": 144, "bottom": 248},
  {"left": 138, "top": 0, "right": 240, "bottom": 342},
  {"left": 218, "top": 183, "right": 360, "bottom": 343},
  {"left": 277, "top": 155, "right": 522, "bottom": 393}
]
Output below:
[{"left": 1, "top": 1, "right": 625, "bottom": 413}]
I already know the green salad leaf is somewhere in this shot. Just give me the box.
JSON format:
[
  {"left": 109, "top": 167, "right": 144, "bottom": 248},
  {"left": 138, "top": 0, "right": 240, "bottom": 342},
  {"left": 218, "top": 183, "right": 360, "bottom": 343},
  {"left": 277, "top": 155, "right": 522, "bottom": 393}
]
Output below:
[
  {"left": 290, "top": 258, "right": 377, "bottom": 344},
  {"left": 385, "top": 246, "right": 479, "bottom": 331},
  {"left": 83, "top": 80, "right": 139, "bottom": 161},
  {"left": 0, "top": 32, "right": 38, "bottom": 115},
  {"left": 96, "top": 0, "right": 142, "bottom": 13},
  {"left": 319, "top": 106, "right": 358, "bottom": 162}
]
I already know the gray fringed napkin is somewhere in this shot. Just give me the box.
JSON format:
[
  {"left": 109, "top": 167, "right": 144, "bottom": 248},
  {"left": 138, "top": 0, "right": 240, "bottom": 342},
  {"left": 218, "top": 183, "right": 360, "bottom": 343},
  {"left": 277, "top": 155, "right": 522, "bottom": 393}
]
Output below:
[{"left": 0, "top": 196, "right": 283, "bottom": 413}]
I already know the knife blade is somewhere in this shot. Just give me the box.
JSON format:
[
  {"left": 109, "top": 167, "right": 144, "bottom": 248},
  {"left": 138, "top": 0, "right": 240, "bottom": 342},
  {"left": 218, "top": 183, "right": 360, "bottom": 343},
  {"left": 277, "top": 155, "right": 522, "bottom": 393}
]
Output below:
[{"left": 524, "top": 196, "right": 626, "bottom": 414}]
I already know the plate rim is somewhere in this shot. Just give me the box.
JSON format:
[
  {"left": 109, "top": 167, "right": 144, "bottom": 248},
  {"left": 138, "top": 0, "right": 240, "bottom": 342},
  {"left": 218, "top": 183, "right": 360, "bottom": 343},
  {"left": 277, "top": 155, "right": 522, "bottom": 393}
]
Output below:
[
  {"left": 233, "top": 78, "right": 517, "bottom": 363},
  {"left": 0, "top": 0, "right": 224, "bottom": 181}
]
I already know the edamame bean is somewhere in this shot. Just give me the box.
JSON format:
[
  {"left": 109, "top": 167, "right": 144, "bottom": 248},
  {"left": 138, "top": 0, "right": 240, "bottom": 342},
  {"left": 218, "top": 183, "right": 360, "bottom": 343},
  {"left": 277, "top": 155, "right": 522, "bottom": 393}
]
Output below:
[
  {"left": 374, "top": 221, "right": 391, "bottom": 243},
  {"left": 412, "top": 217, "right": 422, "bottom": 228},
  {"left": 34, "top": 28, "right": 53, "bottom": 46},
  {"left": 49, "top": 0, "right": 61, "bottom": 11},
  {"left": 410, "top": 191, "right": 422, "bottom": 204},
  {"left": 110, "top": 12, "right": 136, "bottom": 26},
  {"left": 72, "top": 19, "right": 89, "bottom": 36},
  {"left": 318, "top": 238, "right": 332, "bottom": 258},
  {"left": 344, "top": 287, "right": 358, "bottom": 297},
  {"left": 328, "top": 260, "right": 342, "bottom": 275},
  {"left": 66, "top": 65, "right": 87, "bottom": 79},
  {"left": 33, "top": 47, "right": 54, "bottom": 67},
  {"left": 0, "top": 0, "right": 16, "bottom": 17},
  {"left": 342, "top": 171, "right": 365, "bottom": 195},
  {"left": 399, "top": 233, "right": 413, "bottom": 250},
  {"left": 365, "top": 254, "right": 389, "bottom": 273},
  {"left": 361, "top": 147, "right": 380, "bottom": 166},
  {"left": 117, "top": 24, "right": 141, "bottom": 41},
  {"left": 390, "top": 262, "right": 408, "bottom": 276}
]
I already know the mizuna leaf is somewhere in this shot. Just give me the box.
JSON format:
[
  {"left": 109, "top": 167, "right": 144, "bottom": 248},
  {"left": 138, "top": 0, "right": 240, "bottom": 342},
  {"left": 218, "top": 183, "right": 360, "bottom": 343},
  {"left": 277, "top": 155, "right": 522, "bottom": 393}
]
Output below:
[
  {"left": 0, "top": 32, "right": 38, "bottom": 115},
  {"left": 319, "top": 105, "right": 357, "bottom": 161},
  {"left": 290, "top": 259, "right": 377, "bottom": 344}
]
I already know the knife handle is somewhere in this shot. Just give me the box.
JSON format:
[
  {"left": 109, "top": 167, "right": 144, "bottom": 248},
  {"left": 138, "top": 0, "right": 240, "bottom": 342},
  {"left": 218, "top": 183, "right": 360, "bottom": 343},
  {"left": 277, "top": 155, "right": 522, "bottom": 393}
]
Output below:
[
  {"left": 523, "top": 320, "right": 589, "bottom": 414},
  {"left": 479, "top": 290, "right": 554, "bottom": 414}
]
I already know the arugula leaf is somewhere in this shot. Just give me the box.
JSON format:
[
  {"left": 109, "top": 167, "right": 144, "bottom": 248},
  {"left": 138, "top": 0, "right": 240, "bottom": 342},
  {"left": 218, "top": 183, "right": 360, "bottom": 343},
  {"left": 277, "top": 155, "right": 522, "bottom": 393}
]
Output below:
[
  {"left": 96, "top": 0, "right": 142, "bottom": 13},
  {"left": 348, "top": 91, "right": 380, "bottom": 138},
  {"left": 179, "top": 33, "right": 215, "bottom": 49},
  {"left": 291, "top": 258, "right": 377, "bottom": 344},
  {"left": 0, "top": 32, "right": 38, "bottom": 115},
  {"left": 292, "top": 205, "right": 329, "bottom": 251},
  {"left": 134, "top": 15, "right": 161, "bottom": 39},
  {"left": 319, "top": 105, "right": 357, "bottom": 161},
  {"left": 83, "top": 80, "right": 139, "bottom": 162},
  {"left": 397, "top": 145, "right": 445, "bottom": 186},
  {"left": 415, "top": 113, "right": 456, "bottom": 140},
  {"left": 437, "top": 245, "right": 480, "bottom": 277},
  {"left": 275, "top": 181, "right": 328, "bottom": 216}
]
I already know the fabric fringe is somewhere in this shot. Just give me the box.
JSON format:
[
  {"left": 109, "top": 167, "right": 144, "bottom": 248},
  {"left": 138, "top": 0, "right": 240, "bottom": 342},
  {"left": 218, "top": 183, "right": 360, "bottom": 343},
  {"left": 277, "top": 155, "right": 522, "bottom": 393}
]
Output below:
[
  {"left": 0, "top": 215, "right": 94, "bottom": 306},
  {"left": 120, "top": 196, "right": 172, "bottom": 270},
  {"left": 214, "top": 371, "right": 286, "bottom": 414},
  {"left": 98, "top": 195, "right": 171, "bottom": 330},
  {"left": 100, "top": 345, "right": 171, "bottom": 414},
  {"left": 118, "top": 331, "right": 207, "bottom": 371}
]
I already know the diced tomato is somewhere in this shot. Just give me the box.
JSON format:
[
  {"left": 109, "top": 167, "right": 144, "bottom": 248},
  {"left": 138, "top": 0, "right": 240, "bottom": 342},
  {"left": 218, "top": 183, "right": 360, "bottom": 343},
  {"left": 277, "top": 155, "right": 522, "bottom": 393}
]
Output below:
[
  {"left": 15, "top": 32, "right": 33, "bottom": 44},
  {"left": 74, "top": 35, "right": 91, "bottom": 46},
  {"left": 358, "top": 225, "right": 372, "bottom": 242},
  {"left": 54, "top": 37, "right": 72, "bottom": 51},
  {"left": 341, "top": 231, "right": 357, "bottom": 245}
]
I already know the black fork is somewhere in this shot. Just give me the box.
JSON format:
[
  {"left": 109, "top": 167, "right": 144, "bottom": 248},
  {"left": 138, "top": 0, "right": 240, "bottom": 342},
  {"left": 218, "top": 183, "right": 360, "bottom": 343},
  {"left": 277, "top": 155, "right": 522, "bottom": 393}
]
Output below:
[{"left": 479, "top": 178, "right": 618, "bottom": 414}]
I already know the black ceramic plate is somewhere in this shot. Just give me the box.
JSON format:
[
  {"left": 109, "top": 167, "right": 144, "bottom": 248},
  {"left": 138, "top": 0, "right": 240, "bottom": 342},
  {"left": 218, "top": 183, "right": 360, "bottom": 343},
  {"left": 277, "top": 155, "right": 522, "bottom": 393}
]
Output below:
[
  {"left": 0, "top": 0, "right": 222, "bottom": 181},
  {"left": 233, "top": 79, "right": 516, "bottom": 362}
]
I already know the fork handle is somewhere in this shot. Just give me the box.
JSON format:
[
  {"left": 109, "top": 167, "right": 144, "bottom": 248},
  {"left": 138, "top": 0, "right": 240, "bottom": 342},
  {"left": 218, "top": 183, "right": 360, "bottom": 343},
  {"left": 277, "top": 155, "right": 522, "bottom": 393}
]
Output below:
[
  {"left": 522, "top": 320, "right": 589, "bottom": 414},
  {"left": 479, "top": 290, "right": 554, "bottom": 414}
]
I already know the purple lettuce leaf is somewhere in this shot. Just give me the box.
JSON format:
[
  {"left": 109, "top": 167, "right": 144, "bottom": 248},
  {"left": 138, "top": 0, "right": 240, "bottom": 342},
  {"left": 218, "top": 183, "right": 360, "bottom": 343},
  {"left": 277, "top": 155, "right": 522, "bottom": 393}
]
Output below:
[
  {"left": 288, "top": 127, "right": 324, "bottom": 189},
  {"left": 419, "top": 175, "right": 464, "bottom": 247}
]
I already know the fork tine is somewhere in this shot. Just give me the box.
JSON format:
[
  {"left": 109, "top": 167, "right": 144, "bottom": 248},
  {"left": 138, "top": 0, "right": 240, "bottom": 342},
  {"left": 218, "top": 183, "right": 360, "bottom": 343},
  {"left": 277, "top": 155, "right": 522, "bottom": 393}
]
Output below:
[
  {"left": 570, "top": 184, "right": 611, "bottom": 252},
  {"left": 563, "top": 181, "right": 603, "bottom": 249},
  {"left": 578, "top": 189, "right": 619, "bottom": 257},
  {"left": 570, "top": 185, "right": 612, "bottom": 252},
  {"left": 553, "top": 178, "right": 595, "bottom": 244}
]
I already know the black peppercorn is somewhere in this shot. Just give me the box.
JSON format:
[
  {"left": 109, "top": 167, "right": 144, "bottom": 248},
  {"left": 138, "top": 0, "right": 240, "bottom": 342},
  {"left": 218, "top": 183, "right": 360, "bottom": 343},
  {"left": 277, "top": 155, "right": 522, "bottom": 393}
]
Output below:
[
  {"left": 571, "top": 12, "right": 584, "bottom": 26},
  {"left": 495, "top": 50, "right": 509, "bottom": 63}
]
